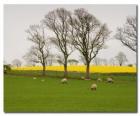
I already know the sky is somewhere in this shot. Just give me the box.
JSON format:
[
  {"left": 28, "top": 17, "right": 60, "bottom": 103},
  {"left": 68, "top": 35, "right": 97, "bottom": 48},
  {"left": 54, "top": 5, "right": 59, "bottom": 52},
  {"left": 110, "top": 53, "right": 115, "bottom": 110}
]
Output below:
[{"left": 4, "top": 4, "right": 137, "bottom": 65}]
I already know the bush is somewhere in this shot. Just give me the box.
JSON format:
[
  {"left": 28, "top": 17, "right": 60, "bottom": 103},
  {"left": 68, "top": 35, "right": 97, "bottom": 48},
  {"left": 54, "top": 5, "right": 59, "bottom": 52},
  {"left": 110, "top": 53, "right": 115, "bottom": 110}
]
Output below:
[{"left": 4, "top": 65, "right": 11, "bottom": 74}]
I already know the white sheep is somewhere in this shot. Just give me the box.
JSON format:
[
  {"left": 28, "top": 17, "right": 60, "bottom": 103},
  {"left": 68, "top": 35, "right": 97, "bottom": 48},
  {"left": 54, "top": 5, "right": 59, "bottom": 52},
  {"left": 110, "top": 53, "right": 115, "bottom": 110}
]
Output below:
[
  {"left": 97, "top": 78, "right": 102, "bottom": 82},
  {"left": 61, "top": 78, "right": 68, "bottom": 84},
  {"left": 107, "top": 77, "right": 114, "bottom": 83},
  {"left": 91, "top": 83, "right": 97, "bottom": 91},
  {"left": 81, "top": 76, "right": 85, "bottom": 80},
  {"left": 33, "top": 77, "right": 37, "bottom": 79},
  {"left": 41, "top": 79, "right": 45, "bottom": 82}
]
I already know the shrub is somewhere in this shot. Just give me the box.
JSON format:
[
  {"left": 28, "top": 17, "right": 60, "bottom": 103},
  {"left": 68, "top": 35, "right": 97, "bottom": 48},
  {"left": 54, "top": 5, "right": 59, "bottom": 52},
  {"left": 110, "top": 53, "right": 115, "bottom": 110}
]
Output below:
[{"left": 4, "top": 65, "right": 11, "bottom": 74}]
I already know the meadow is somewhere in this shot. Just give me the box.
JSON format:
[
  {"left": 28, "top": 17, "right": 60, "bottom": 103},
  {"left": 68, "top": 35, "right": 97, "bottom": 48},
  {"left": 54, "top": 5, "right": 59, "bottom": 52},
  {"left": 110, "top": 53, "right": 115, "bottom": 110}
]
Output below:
[{"left": 4, "top": 69, "right": 137, "bottom": 112}]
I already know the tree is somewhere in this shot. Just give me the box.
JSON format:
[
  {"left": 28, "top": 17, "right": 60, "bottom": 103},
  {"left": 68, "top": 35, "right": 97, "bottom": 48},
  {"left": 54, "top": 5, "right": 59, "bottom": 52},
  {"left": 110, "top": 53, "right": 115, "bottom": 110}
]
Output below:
[
  {"left": 25, "top": 60, "right": 36, "bottom": 66},
  {"left": 115, "top": 52, "right": 128, "bottom": 66},
  {"left": 109, "top": 58, "right": 116, "bottom": 66},
  {"left": 68, "top": 59, "right": 79, "bottom": 65},
  {"left": 93, "top": 57, "right": 108, "bottom": 66},
  {"left": 127, "top": 64, "right": 133, "bottom": 67},
  {"left": 24, "top": 24, "right": 49, "bottom": 75},
  {"left": 4, "top": 64, "right": 11, "bottom": 74},
  {"left": 12, "top": 59, "right": 22, "bottom": 67},
  {"left": 43, "top": 8, "right": 74, "bottom": 78},
  {"left": 47, "top": 54, "right": 55, "bottom": 66},
  {"left": 69, "top": 8, "right": 110, "bottom": 79},
  {"left": 101, "top": 59, "right": 108, "bottom": 66},
  {"left": 93, "top": 57, "right": 101, "bottom": 66},
  {"left": 56, "top": 54, "right": 65, "bottom": 66},
  {"left": 115, "top": 16, "right": 137, "bottom": 52},
  {"left": 79, "top": 55, "right": 87, "bottom": 65}
]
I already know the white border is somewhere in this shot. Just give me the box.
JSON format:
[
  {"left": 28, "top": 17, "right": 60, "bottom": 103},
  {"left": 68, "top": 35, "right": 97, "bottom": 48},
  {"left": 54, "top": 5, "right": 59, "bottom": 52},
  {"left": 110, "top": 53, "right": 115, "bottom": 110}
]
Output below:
[
  {"left": 0, "top": 0, "right": 139, "bottom": 4},
  {"left": 0, "top": 0, "right": 139, "bottom": 116}
]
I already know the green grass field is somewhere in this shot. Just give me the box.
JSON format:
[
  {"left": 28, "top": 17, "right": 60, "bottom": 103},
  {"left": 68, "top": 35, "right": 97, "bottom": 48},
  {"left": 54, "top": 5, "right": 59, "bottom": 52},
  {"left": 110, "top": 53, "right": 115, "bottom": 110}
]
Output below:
[{"left": 4, "top": 71, "right": 137, "bottom": 112}]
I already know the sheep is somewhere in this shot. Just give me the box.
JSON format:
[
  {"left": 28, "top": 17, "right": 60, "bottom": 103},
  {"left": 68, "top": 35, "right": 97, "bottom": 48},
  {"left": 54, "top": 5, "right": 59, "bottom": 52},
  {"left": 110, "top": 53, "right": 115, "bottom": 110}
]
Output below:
[
  {"left": 61, "top": 78, "right": 68, "bottom": 84},
  {"left": 107, "top": 77, "right": 114, "bottom": 83},
  {"left": 91, "top": 83, "right": 97, "bottom": 91},
  {"left": 81, "top": 76, "right": 85, "bottom": 80},
  {"left": 41, "top": 79, "right": 45, "bottom": 82},
  {"left": 97, "top": 78, "right": 102, "bottom": 82},
  {"left": 33, "top": 77, "right": 37, "bottom": 80}
]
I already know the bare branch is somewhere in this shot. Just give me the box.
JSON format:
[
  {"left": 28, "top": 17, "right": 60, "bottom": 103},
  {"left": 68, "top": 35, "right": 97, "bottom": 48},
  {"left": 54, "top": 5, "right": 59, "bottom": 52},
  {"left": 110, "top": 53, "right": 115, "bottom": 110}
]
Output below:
[
  {"left": 115, "top": 16, "right": 137, "bottom": 52},
  {"left": 69, "top": 8, "right": 110, "bottom": 79},
  {"left": 115, "top": 52, "right": 128, "bottom": 66},
  {"left": 43, "top": 8, "right": 74, "bottom": 78},
  {"left": 24, "top": 24, "right": 50, "bottom": 75}
]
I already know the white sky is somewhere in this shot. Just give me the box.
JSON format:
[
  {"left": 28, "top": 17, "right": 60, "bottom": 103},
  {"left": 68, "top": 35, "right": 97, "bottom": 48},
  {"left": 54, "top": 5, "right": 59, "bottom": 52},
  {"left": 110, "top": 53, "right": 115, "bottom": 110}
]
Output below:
[{"left": 4, "top": 4, "right": 137, "bottom": 65}]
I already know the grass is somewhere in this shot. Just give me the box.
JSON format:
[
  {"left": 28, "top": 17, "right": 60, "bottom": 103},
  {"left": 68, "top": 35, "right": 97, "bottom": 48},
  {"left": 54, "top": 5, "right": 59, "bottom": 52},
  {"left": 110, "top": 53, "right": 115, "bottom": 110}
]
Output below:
[
  {"left": 4, "top": 71, "right": 137, "bottom": 112},
  {"left": 6, "top": 70, "right": 137, "bottom": 79}
]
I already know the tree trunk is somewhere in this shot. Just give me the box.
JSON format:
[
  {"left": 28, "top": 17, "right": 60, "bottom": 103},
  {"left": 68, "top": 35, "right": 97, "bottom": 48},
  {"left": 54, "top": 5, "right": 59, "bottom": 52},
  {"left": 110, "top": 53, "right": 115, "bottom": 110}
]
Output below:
[
  {"left": 64, "top": 58, "right": 68, "bottom": 78},
  {"left": 85, "top": 63, "right": 90, "bottom": 80},
  {"left": 42, "top": 63, "right": 46, "bottom": 76}
]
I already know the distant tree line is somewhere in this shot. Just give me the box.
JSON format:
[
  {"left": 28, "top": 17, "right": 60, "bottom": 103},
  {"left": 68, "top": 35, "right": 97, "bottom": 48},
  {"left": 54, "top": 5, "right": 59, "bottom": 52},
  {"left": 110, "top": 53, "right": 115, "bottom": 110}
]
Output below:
[{"left": 92, "top": 51, "right": 128, "bottom": 66}]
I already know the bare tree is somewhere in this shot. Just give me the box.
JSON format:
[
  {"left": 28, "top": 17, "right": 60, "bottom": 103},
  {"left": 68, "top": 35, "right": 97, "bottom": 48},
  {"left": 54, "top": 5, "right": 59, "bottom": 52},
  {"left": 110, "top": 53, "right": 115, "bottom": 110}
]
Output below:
[
  {"left": 24, "top": 24, "right": 49, "bottom": 75},
  {"left": 79, "top": 55, "right": 87, "bottom": 65},
  {"left": 115, "top": 16, "right": 137, "bottom": 52},
  {"left": 101, "top": 59, "right": 108, "bottom": 66},
  {"left": 47, "top": 54, "right": 55, "bottom": 66},
  {"left": 93, "top": 57, "right": 101, "bottom": 66},
  {"left": 93, "top": 57, "right": 108, "bottom": 66},
  {"left": 12, "top": 59, "right": 22, "bottom": 67},
  {"left": 43, "top": 8, "right": 74, "bottom": 78},
  {"left": 109, "top": 58, "right": 116, "bottom": 66},
  {"left": 69, "top": 8, "right": 110, "bottom": 79},
  {"left": 115, "top": 52, "right": 128, "bottom": 66},
  {"left": 56, "top": 54, "right": 65, "bottom": 66},
  {"left": 25, "top": 60, "right": 36, "bottom": 66},
  {"left": 68, "top": 59, "right": 79, "bottom": 65}
]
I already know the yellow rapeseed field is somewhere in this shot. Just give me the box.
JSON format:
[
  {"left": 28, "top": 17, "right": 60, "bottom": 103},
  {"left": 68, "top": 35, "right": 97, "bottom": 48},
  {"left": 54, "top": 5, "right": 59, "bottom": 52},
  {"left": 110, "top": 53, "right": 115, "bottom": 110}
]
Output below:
[{"left": 12, "top": 65, "right": 136, "bottom": 73}]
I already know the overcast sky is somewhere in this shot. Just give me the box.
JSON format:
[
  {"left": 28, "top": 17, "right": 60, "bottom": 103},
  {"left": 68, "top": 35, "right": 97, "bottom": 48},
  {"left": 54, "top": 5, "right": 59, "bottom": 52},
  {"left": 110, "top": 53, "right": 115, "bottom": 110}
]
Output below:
[{"left": 4, "top": 4, "right": 137, "bottom": 65}]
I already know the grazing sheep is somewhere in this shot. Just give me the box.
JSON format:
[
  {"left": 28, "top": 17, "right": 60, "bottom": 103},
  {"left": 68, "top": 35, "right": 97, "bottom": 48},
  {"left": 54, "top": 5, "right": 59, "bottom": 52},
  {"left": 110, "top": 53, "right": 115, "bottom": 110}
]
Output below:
[
  {"left": 61, "top": 78, "right": 68, "bottom": 84},
  {"left": 107, "top": 77, "right": 114, "bottom": 83},
  {"left": 91, "top": 83, "right": 97, "bottom": 91},
  {"left": 33, "top": 77, "right": 37, "bottom": 79},
  {"left": 41, "top": 79, "right": 45, "bottom": 82},
  {"left": 81, "top": 76, "right": 85, "bottom": 80},
  {"left": 97, "top": 78, "right": 102, "bottom": 82}
]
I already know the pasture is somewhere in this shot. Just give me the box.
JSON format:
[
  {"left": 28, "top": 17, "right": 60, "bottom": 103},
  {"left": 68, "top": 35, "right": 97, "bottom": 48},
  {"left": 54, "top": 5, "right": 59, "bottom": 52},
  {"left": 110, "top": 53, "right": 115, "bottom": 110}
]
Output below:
[{"left": 4, "top": 70, "right": 137, "bottom": 112}]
